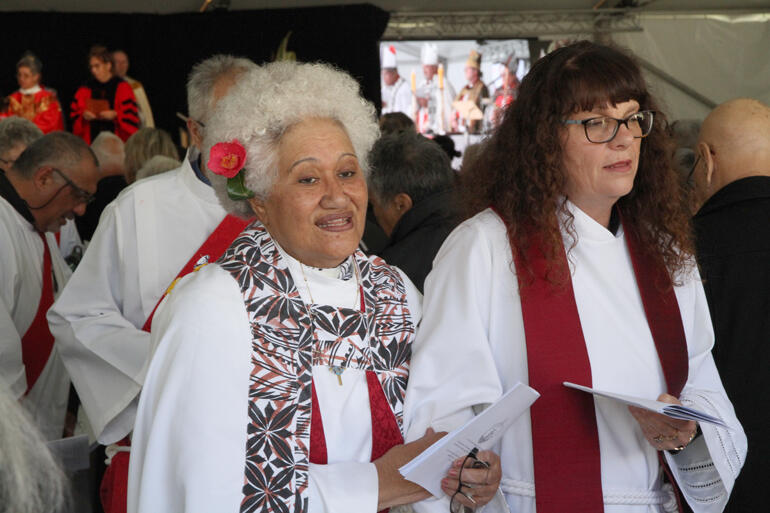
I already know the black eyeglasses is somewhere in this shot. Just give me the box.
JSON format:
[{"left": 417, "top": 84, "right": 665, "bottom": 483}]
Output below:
[
  {"left": 449, "top": 447, "right": 490, "bottom": 513},
  {"left": 563, "top": 110, "right": 655, "bottom": 144},
  {"left": 52, "top": 168, "right": 95, "bottom": 205}
]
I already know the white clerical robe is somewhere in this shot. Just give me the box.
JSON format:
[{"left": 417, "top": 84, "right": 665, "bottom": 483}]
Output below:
[
  {"left": 416, "top": 77, "right": 455, "bottom": 134},
  {"left": 0, "top": 196, "right": 73, "bottom": 440},
  {"left": 47, "top": 150, "right": 227, "bottom": 444},
  {"left": 404, "top": 204, "right": 747, "bottom": 513},
  {"left": 127, "top": 241, "right": 423, "bottom": 513},
  {"left": 382, "top": 77, "right": 414, "bottom": 117}
]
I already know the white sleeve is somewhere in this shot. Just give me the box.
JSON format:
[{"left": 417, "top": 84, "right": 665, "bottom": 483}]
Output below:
[
  {"left": 0, "top": 293, "right": 26, "bottom": 398},
  {"left": 0, "top": 223, "right": 26, "bottom": 398},
  {"left": 404, "top": 218, "right": 505, "bottom": 513},
  {"left": 308, "top": 462, "right": 379, "bottom": 513},
  {"left": 48, "top": 202, "right": 149, "bottom": 444},
  {"left": 128, "top": 266, "right": 252, "bottom": 513},
  {"left": 404, "top": 219, "right": 504, "bottom": 441},
  {"left": 665, "top": 269, "right": 747, "bottom": 513}
]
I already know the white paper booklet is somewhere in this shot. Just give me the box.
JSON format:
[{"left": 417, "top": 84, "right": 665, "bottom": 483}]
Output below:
[
  {"left": 399, "top": 381, "right": 539, "bottom": 498},
  {"left": 563, "top": 382, "right": 729, "bottom": 428}
]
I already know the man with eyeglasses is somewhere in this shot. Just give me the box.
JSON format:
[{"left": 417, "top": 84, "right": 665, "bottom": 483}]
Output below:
[
  {"left": 0, "top": 131, "right": 99, "bottom": 441},
  {"left": 691, "top": 97, "right": 770, "bottom": 512},
  {"left": 0, "top": 117, "right": 84, "bottom": 266},
  {"left": 48, "top": 55, "right": 257, "bottom": 513}
]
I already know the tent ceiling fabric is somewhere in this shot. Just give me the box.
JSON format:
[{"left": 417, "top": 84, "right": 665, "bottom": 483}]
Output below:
[{"left": 2, "top": 0, "right": 769, "bottom": 13}]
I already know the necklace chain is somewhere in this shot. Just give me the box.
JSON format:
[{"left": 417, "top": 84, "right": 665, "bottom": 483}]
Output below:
[{"left": 300, "top": 259, "right": 363, "bottom": 386}]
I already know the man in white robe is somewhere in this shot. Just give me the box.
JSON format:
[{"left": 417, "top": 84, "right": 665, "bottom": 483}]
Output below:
[
  {"left": 0, "top": 132, "right": 99, "bottom": 440},
  {"left": 404, "top": 202, "right": 747, "bottom": 513},
  {"left": 415, "top": 44, "right": 455, "bottom": 135},
  {"left": 381, "top": 45, "right": 413, "bottom": 117},
  {"left": 0, "top": 117, "right": 83, "bottom": 265},
  {"left": 47, "top": 55, "right": 257, "bottom": 447}
]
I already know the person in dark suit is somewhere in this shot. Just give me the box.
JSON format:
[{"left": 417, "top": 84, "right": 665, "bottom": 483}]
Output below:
[
  {"left": 367, "top": 131, "right": 457, "bottom": 292},
  {"left": 691, "top": 97, "right": 770, "bottom": 512}
]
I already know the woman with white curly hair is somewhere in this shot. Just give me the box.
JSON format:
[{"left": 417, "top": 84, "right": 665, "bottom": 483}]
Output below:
[{"left": 127, "top": 61, "right": 501, "bottom": 513}]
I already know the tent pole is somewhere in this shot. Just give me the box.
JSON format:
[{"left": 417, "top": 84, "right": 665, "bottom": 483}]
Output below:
[{"left": 636, "top": 57, "right": 717, "bottom": 109}]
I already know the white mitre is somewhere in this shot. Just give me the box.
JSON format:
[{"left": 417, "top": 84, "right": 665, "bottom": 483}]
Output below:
[
  {"left": 381, "top": 45, "right": 398, "bottom": 69},
  {"left": 421, "top": 43, "right": 439, "bottom": 66}
]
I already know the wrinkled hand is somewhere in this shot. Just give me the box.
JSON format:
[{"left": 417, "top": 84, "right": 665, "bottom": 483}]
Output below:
[
  {"left": 441, "top": 450, "right": 501, "bottom": 510},
  {"left": 374, "top": 428, "right": 446, "bottom": 511},
  {"left": 83, "top": 110, "right": 96, "bottom": 121},
  {"left": 629, "top": 393, "right": 697, "bottom": 451},
  {"left": 99, "top": 109, "right": 118, "bottom": 120}
]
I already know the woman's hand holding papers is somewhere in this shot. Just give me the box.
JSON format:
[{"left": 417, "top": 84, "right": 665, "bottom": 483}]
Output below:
[
  {"left": 629, "top": 393, "right": 698, "bottom": 452},
  {"left": 374, "top": 428, "right": 446, "bottom": 511}
]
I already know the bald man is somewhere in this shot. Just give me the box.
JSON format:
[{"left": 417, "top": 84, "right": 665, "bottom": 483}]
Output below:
[{"left": 692, "top": 98, "right": 770, "bottom": 512}]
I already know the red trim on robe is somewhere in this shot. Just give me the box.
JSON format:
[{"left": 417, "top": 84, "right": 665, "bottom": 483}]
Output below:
[{"left": 21, "top": 233, "right": 56, "bottom": 394}]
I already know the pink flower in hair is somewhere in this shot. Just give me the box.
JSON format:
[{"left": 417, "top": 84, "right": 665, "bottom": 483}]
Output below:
[{"left": 208, "top": 140, "right": 247, "bottom": 178}]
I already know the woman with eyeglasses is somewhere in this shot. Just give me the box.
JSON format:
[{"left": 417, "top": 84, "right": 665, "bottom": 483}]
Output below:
[{"left": 405, "top": 41, "right": 746, "bottom": 513}]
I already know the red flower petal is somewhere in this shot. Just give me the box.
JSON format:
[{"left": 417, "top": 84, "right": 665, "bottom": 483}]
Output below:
[{"left": 208, "top": 139, "right": 247, "bottom": 178}]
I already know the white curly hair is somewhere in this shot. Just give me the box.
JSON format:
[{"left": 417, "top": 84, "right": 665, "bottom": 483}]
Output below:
[{"left": 202, "top": 61, "right": 380, "bottom": 217}]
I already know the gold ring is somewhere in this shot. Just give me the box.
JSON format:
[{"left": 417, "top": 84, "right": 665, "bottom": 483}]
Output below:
[{"left": 653, "top": 434, "right": 665, "bottom": 444}]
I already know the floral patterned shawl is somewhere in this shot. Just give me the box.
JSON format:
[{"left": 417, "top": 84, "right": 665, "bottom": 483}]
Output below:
[{"left": 217, "top": 221, "right": 415, "bottom": 513}]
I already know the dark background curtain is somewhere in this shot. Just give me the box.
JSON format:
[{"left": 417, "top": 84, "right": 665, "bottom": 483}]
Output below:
[{"left": 0, "top": 3, "right": 388, "bottom": 141}]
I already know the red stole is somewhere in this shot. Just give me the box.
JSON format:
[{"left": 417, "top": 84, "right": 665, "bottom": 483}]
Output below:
[
  {"left": 21, "top": 232, "right": 56, "bottom": 394},
  {"left": 308, "top": 287, "right": 403, "bottom": 513},
  {"left": 508, "top": 212, "right": 688, "bottom": 513},
  {"left": 309, "top": 372, "right": 404, "bottom": 464},
  {"left": 99, "top": 213, "right": 250, "bottom": 513},
  {"left": 141, "top": 214, "right": 250, "bottom": 332}
]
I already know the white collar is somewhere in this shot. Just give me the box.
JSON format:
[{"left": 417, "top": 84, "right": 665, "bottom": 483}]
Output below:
[
  {"left": 564, "top": 199, "right": 623, "bottom": 243},
  {"left": 274, "top": 237, "right": 355, "bottom": 282},
  {"left": 179, "top": 147, "right": 221, "bottom": 206},
  {"left": 19, "top": 85, "right": 42, "bottom": 95}
]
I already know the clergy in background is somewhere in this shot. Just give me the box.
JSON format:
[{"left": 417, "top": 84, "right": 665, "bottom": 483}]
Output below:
[
  {"left": 415, "top": 43, "right": 455, "bottom": 135},
  {"left": 454, "top": 50, "right": 489, "bottom": 134},
  {"left": 380, "top": 45, "right": 413, "bottom": 118},
  {"left": 0, "top": 132, "right": 99, "bottom": 440},
  {"left": 406, "top": 41, "right": 745, "bottom": 513},
  {"left": 2, "top": 53, "right": 64, "bottom": 134},
  {"left": 112, "top": 50, "right": 155, "bottom": 128}
]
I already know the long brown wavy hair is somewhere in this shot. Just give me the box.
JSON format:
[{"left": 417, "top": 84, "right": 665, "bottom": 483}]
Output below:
[{"left": 461, "top": 40, "right": 693, "bottom": 286}]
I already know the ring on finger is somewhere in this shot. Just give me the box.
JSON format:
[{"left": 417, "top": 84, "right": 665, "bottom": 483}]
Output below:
[{"left": 653, "top": 434, "right": 665, "bottom": 444}]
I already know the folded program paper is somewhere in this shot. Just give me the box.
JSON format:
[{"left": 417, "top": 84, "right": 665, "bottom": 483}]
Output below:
[
  {"left": 400, "top": 382, "right": 539, "bottom": 498},
  {"left": 563, "top": 382, "right": 729, "bottom": 428}
]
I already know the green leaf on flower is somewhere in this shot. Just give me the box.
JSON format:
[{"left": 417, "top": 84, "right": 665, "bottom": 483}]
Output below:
[{"left": 226, "top": 171, "right": 255, "bottom": 201}]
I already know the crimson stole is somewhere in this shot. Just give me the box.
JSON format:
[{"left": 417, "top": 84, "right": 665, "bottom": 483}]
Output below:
[
  {"left": 21, "top": 232, "right": 55, "bottom": 394},
  {"left": 99, "top": 213, "right": 250, "bottom": 513},
  {"left": 506, "top": 212, "right": 688, "bottom": 513},
  {"left": 309, "top": 372, "right": 404, "bottom": 513}
]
